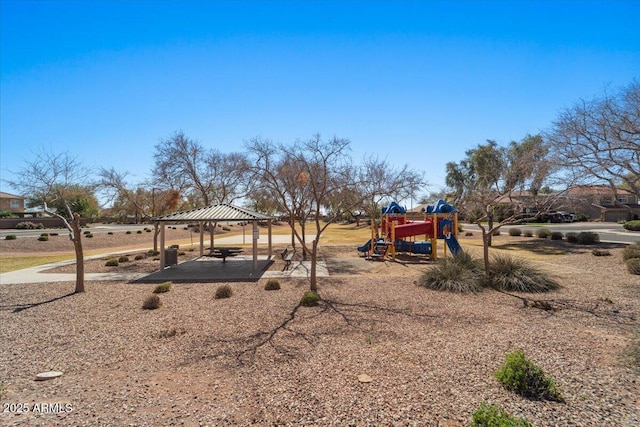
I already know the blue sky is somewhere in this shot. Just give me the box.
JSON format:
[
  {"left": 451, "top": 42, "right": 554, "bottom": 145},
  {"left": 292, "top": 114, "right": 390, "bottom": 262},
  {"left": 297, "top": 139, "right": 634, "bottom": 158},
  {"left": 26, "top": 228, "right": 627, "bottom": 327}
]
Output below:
[{"left": 1, "top": 0, "right": 638, "bottom": 202}]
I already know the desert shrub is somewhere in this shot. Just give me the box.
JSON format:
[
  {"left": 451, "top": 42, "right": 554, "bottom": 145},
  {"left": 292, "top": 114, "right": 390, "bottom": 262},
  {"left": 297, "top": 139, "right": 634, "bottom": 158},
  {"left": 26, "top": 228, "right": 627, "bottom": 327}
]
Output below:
[
  {"left": 465, "top": 231, "right": 473, "bottom": 237},
  {"left": 134, "top": 254, "right": 145, "bottom": 260},
  {"left": 471, "top": 402, "right": 532, "bottom": 427},
  {"left": 50, "top": 232, "right": 59, "bottom": 236},
  {"left": 85, "top": 233, "right": 93, "bottom": 238},
  {"left": 535, "top": 228, "right": 551, "bottom": 238},
  {"left": 486, "top": 254, "right": 559, "bottom": 293},
  {"left": 142, "top": 294, "right": 162, "bottom": 310},
  {"left": 222, "top": 226, "right": 231, "bottom": 231},
  {"left": 457, "top": 224, "right": 464, "bottom": 233},
  {"left": 83, "top": 230, "right": 91, "bottom": 235},
  {"left": 215, "top": 284, "right": 233, "bottom": 299},
  {"left": 37, "top": 235, "right": 49, "bottom": 241},
  {"left": 523, "top": 230, "right": 533, "bottom": 237},
  {"left": 565, "top": 232, "right": 578, "bottom": 243},
  {"left": 508, "top": 228, "right": 522, "bottom": 237},
  {"left": 40, "top": 233, "right": 49, "bottom": 237},
  {"left": 300, "top": 290, "right": 320, "bottom": 306},
  {"left": 575, "top": 212, "right": 589, "bottom": 222},
  {"left": 623, "top": 220, "right": 640, "bottom": 231},
  {"left": 622, "top": 244, "right": 640, "bottom": 261},
  {"left": 146, "top": 228, "right": 152, "bottom": 232},
  {"left": 16, "top": 221, "right": 44, "bottom": 229},
  {"left": 147, "top": 250, "right": 160, "bottom": 256},
  {"left": 550, "top": 231, "right": 563, "bottom": 241},
  {"left": 178, "top": 251, "right": 186, "bottom": 256},
  {"left": 627, "top": 258, "right": 640, "bottom": 275},
  {"left": 492, "top": 228, "right": 501, "bottom": 236},
  {"left": 495, "top": 349, "right": 564, "bottom": 402},
  {"left": 418, "top": 253, "right": 483, "bottom": 293},
  {"left": 592, "top": 249, "right": 611, "bottom": 257},
  {"left": 118, "top": 255, "right": 130, "bottom": 263},
  {"left": 108, "top": 231, "right": 114, "bottom": 235},
  {"left": 5, "top": 234, "right": 17, "bottom": 240},
  {"left": 576, "top": 231, "right": 600, "bottom": 245},
  {"left": 126, "top": 230, "right": 132, "bottom": 235},
  {"left": 265, "top": 278, "right": 281, "bottom": 291},
  {"left": 153, "top": 281, "right": 172, "bottom": 293},
  {"left": 105, "top": 258, "right": 119, "bottom": 267}
]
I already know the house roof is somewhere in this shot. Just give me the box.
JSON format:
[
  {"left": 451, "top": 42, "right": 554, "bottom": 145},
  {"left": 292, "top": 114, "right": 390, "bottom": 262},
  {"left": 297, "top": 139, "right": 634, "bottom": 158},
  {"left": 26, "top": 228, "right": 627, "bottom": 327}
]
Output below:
[
  {"left": 0, "top": 191, "right": 25, "bottom": 199},
  {"left": 566, "top": 185, "right": 635, "bottom": 196},
  {"left": 153, "top": 203, "right": 272, "bottom": 222}
]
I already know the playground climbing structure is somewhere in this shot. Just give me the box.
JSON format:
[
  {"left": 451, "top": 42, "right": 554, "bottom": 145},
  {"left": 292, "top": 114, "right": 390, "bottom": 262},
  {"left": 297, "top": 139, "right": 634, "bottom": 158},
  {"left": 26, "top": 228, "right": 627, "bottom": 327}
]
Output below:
[{"left": 357, "top": 199, "right": 463, "bottom": 261}]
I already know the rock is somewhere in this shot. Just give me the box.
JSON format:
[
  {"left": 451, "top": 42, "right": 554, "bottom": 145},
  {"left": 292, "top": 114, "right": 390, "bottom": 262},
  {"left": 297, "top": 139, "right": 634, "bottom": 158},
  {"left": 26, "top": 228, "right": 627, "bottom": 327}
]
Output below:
[
  {"left": 357, "top": 374, "right": 372, "bottom": 383},
  {"left": 35, "top": 371, "right": 63, "bottom": 381}
]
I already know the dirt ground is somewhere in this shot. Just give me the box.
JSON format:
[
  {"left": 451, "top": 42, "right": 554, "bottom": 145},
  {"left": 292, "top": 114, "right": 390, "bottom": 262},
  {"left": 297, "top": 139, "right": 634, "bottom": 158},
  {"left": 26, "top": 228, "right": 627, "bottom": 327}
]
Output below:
[{"left": 1, "top": 230, "right": 639, "bottom": 426}]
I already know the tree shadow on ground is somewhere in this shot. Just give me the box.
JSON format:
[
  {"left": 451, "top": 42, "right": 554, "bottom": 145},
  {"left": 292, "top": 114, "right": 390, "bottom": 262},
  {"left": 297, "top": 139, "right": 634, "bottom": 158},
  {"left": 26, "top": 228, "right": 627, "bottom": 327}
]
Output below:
[
  {"left": 2, "top": 292, "right": 77, "bottom": 313},
  {"left": 494, "top": 239, "right": 626, "bottom": 256}
]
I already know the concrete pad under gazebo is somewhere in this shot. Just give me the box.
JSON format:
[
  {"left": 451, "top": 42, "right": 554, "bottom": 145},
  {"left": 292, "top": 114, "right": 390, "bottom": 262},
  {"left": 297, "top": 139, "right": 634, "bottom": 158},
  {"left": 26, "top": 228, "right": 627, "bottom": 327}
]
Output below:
[{"left": 152, "top": 203, "right": 274, "bottom": 273}]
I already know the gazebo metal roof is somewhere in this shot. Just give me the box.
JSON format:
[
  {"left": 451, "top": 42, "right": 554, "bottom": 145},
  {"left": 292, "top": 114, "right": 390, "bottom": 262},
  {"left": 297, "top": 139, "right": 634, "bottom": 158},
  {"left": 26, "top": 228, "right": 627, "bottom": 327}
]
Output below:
[{"left": 154, "top": 203, "right": 272, "bottom": 222}]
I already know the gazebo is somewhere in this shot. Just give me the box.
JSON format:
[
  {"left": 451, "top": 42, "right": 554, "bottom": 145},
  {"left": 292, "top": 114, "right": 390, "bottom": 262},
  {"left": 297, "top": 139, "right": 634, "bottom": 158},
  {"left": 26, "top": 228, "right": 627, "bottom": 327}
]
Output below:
[{"left": 153, "top": 203, "right": 274, "bottom": 272}]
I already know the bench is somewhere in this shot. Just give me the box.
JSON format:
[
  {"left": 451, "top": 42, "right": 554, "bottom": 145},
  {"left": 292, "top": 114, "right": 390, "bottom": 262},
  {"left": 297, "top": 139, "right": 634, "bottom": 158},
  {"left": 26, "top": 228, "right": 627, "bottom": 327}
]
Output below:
[{"left": 281, "top": 248, "right": 295, "bottom": 271}]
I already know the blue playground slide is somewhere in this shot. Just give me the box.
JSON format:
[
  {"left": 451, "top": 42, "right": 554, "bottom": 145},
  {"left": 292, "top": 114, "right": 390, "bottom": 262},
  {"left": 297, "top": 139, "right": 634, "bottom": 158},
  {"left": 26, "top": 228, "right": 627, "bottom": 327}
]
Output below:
[
  {"left": 445, "top": 234, "right": 463, "bottom": 257},
  {"left": 357, "top": 239, "right": 372, "bottom": 254}
]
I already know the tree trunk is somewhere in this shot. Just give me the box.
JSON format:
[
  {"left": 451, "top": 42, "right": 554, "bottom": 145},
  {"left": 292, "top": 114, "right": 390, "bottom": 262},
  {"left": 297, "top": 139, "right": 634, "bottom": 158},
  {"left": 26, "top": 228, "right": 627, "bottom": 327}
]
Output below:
[
  {"left": 310, "top": 239, "right": 318, "bottom": 292},
  {"left": 487, "top": 211, "right": 494, "bottom": 247},
  {"left": 290, "top": 217, "right": 296, "bottom": 249},
  {"left": 482, "top": 230, "right": 490, "bottom": 274},
  {"left": 153, "top": 222, "right": 160, "bottom": 252},
  {"left": 71, "top": 213, "right": 85, "bottom": 293},
  {"left": 301, "top": 221, "right": 307, "bottom": 260}
]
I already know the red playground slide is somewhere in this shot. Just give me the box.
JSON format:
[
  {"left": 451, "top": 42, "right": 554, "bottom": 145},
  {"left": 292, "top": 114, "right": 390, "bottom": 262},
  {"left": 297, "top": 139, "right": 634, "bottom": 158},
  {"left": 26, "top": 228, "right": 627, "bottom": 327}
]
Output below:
[{"left": 392, "top": 219, "right": 434, "bottom": 239}]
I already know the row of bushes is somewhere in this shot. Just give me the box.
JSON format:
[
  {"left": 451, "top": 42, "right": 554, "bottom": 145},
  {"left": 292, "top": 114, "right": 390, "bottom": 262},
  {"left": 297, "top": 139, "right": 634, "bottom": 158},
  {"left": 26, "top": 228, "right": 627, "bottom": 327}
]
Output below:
[
  {"left": 623, "top": 220, "right": 640, "bottom": 231},
  {"left": 507, "top": 227, "right": 600, "bottom": 244}
]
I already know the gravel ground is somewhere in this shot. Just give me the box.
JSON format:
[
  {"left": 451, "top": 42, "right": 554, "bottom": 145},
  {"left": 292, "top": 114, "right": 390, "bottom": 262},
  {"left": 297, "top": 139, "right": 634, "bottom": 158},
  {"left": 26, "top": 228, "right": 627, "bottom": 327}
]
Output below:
[{"left": 1, "top": 235, "right": 639, "bottom": 426}]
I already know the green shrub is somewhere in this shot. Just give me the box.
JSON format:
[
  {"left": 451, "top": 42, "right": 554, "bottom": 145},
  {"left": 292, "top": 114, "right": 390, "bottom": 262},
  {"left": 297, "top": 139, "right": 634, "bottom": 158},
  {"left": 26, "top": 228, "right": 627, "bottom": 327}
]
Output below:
[
  {"left": 134, "top": 254, "right": 145, "bottom": 260},
  {"left": 565, "top": 232, "right": 578, "bottom": 243},
  {"left": 85, "top": 233, "right": 93, "bottom": 238},
  {"left": 147, "top": 250, "right": 160, "bottom": 256},
  {"left": 16, "top": 221, "right": 44, "bottom": 229},
  {"left": 265, "top": 278, "right": 281, "bottom": 291},
  {"left": 40, "top": 232, "right": 49, "bottom": 237},
  {"left": 142, "top": 294, "right": 162, "bottom": 310},
  {"left": 486, "top": 254, "right": 559, "bottom": 293},
  {"left": 508, "top": 228, "right": 522, "bottom": 237},
  {"left": 492, "top": 228, "right": 501, "bottom": 236},
  {"left": 623, "top": 244, "right": 640, "bottom": 261},
  {"left": 145, "top": 228, "right": 152, "bottom": 232},
  {"left": 105, "top": 258, "right": 119, "bottom": 267},
  {"left": 118, "top": 255, "right": 130, "bottom": 263},
  {"left": 575, "top": 212, "right": 589, "bottom": 222},
  {"left": 215, "top": 284, "right": 233, "bottom": 299},
  {"left": 465, "top": 231, "right": 473, "bottom": 237},
  {"left": 222, "top": 226, "right": 231, "bottom": 231},
  {"left": 471, "top": 402, "right": 532, "bottom": 427},
  {"left": 576, "top": 231, "right": 600, "bottom": 245},
  {"left": 627, "top": 258, "right": 640, "bottom": 275},
  {"left": 495, "top": 349, "right": 564, "bottom": 402},
  {"left": 300, "top": 290, "right": 320, "bottom": 306},
  {"left": 37, "top": 235, "right": 49, "bottom": 241},
  {"left": 5, "top": 234, "right": 17, "bottom": 240},
  {"left": 623, "top": 220, "right": 640, "bottom": 231},
  {"left": 126, "top": 230, "right": 132, "bottom": 235},
  {"left": 550, "top": 231, "right": 563, "bottom": 241},
  {"left": 137, "top": 230, "right": 142, "bottom": 234},
  {"left": 523, "top": 230, "right": 533, "bottom": 237},
  {"left": 536, "top": 228, "right": 551, "bottom": 238},
  {"left": 83, "top": 230, "right": 91, "bottom": 235},
  {"left": 418, "top": 253, "right": 483, "bottom": 293},
  {"left": 153, "top": 281, "right": 172, "bottom": 293},
  {"left": 50, "top": 232, "right": 59, "bottom": 236},
  {"left": 108, "top": 231, "right": 114, "bottom": 235}
]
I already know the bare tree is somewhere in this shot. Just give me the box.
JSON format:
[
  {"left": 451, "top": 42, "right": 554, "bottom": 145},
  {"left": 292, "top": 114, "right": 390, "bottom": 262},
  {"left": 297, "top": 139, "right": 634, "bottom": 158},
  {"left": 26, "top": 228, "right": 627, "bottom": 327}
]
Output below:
[
  {"left": 153, "top": 130, "right": 251, "bottom": 207},
  {"left": 546, "top": 81, "right": 640, "bottom": 198},
  {"left": 7, "top": 150, "right": 92, "bottom": 293},
  {"left": 247, "top": 134, "right": 363, "bottom": 292}
]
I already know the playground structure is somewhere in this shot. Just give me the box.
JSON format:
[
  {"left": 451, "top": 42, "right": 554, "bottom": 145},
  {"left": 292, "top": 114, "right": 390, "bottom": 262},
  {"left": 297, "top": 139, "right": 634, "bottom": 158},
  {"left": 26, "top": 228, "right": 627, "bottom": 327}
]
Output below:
[{"left": 357, "top": 199, "right": 462, "bottom": 261}]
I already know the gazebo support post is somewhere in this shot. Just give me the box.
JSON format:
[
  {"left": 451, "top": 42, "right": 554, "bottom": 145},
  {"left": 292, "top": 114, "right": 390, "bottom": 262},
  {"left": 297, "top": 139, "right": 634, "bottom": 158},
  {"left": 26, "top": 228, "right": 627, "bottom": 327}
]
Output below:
[
  {"left": 199, "top": 220, "right": 204, "bottom": 256},
  {"left": 252, "top": 220, "right": 258, "bottom": 271},
  {"left": 159, "top": 223, "right": 166, "bottom": 271},
  {"left": 268, "top": 219, "right": 273, "bottom": 259}
]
